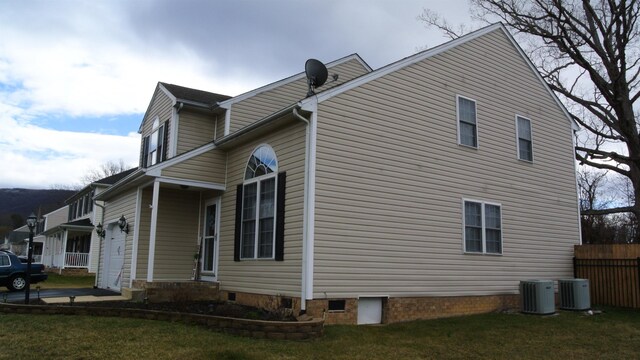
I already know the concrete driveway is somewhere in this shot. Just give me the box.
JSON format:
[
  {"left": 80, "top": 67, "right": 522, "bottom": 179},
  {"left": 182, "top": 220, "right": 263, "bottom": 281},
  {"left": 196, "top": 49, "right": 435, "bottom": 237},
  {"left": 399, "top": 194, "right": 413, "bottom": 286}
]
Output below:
[{"left": 0, "top": 287, "right": 120, "bottom": 303}]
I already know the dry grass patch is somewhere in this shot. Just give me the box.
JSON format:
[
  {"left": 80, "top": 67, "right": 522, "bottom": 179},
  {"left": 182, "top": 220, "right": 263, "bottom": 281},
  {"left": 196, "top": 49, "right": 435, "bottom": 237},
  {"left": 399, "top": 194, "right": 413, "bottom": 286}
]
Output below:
[
  {"left": 38, "top": 273, "right": 95, "bottom": 289},
  {"left": 0, "top": 308, "right": 638, "bottom": 359}
]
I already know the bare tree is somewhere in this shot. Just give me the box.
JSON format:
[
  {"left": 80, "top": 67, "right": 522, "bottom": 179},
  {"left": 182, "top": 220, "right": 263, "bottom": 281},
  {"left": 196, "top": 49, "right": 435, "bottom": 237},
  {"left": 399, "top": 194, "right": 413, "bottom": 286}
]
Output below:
[
  {"left": 81, "top": 160, "right": 131, "bottom": 185},
  {"left": 578, "top": 168, "right": 610, "bottom": 211},
  {"left": 421, "top": 1, "right": 640, "bottom": 239}
]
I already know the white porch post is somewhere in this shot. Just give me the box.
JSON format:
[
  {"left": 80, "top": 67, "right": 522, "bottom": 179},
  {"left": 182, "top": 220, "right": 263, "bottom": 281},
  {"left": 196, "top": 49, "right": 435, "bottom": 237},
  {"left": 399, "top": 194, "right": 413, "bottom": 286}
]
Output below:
[
  {"left": 147, "top": 181, "right": 160, "bottom": 282},
  {"left": 61, "top": 230, "right": 68, "bottom": 273}
]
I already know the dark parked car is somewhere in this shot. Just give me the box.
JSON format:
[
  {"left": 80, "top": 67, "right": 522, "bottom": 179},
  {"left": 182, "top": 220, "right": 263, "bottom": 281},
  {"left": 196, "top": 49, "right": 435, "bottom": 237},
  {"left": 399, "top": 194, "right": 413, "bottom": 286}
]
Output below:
[{"left": 0, "top": 250, "right": 48, "bottom": 291}]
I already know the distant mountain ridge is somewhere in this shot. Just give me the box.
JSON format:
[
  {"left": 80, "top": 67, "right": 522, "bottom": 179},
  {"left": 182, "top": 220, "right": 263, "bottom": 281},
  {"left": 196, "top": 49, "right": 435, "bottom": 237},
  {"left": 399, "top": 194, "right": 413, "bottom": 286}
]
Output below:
[{"left": 0, "top": 188, "right": 75, "bottom": 233}]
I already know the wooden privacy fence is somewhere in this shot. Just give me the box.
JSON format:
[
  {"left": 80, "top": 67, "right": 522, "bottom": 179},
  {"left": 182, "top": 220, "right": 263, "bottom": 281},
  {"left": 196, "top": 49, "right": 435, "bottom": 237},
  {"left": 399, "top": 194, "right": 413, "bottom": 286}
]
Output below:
[
  {"left": 574, "top": 244, "right": 640, "bottom": 309},
  {"left": 573, "top": 258, "right": 640, "bottom": 308}
]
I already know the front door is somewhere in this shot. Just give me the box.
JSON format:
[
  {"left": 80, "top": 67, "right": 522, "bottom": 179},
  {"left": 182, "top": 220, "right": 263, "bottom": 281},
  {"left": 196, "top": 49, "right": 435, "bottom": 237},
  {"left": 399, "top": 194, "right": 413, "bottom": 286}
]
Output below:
[
  {"left": 106, "top": 227, "right": 125, "bottom": 291},
  {"left": 200, "top": 199, "right": 219, "bottom": 280}
]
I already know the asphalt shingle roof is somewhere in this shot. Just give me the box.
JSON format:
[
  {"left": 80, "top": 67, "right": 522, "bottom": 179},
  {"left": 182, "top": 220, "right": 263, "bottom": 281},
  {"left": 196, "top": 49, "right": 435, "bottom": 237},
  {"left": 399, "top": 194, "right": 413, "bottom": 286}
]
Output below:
[
  {"left": 160, "top": 82, "right": 231, "bottom": 106},
  {"left": 94, "top": 167, "right": 138, "bottom": 186}
]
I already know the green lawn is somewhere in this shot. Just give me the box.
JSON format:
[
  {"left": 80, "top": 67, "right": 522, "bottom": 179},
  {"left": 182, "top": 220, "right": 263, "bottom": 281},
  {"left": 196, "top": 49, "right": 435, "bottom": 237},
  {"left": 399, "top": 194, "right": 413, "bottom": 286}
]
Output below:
[
  {"left": 1, "top": 308, "right": 638, "bottom": 359},
  {"left": 38, "top": 273, "right": 96, "bottom": 289}
]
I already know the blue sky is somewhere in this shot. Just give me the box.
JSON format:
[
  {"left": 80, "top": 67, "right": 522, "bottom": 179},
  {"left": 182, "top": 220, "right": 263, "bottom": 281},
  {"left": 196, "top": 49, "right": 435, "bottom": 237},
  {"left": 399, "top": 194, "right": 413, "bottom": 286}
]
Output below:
[{"left": 0, "top": 0, "right": 473, "bottom": 189}]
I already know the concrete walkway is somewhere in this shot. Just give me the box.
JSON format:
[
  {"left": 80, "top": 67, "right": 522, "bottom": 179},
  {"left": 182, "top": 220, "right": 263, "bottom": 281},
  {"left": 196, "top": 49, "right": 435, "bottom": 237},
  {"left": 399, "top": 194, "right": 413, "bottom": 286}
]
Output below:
[
  {"left": 41, "top": 294, "right": 128, "bottom": 304},
  {"left": 1, "top": 288, "right": 124, "bottom": 304}
]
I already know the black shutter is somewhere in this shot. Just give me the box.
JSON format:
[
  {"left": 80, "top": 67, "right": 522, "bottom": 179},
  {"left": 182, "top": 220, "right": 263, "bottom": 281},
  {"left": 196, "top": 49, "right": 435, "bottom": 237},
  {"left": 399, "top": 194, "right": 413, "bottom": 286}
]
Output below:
[
  {"left": 233, "top": 184, "right": 243, "bottom": 262},
  {"left": 162, "top": 122, "right": 169, "bottom": 161},
  {"left": 141, "top": 136, "right": 149, "bottom": 168},
  {"left": 156, "top": 125, "right": 164, "bottom": 164},
  {"left": 275, "top": 172, "right": 286, "bottom": 261}
]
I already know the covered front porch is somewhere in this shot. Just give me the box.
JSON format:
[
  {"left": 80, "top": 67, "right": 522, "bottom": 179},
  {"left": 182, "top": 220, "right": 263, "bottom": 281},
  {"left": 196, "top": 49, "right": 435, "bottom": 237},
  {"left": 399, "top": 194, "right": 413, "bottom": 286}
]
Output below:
[
  {"left": 42, "top": 219, "right": 94, "bottom": 271},
  {"left": 94, "top": 144, "right": 229, "bottom": 293},
  {"left": 132, "top": 179, "right": 224, "bottom": 288}
]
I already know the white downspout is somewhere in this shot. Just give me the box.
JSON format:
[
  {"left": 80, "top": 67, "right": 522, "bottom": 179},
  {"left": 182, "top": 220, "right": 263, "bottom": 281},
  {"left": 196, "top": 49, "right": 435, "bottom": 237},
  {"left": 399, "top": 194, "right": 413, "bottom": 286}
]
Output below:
[
  {"left": 293, "top": 102, "right": 317, "bottom": 313},
  {"left": 293, "top": 107, "right": 310, "bottom": 312}
]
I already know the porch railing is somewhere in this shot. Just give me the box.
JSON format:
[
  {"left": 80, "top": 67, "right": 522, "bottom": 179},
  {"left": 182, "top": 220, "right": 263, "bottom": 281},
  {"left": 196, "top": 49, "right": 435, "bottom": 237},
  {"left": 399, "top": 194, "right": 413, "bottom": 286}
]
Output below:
[{"left": 65, "top": 252, "right": 89, "bottom": 268}]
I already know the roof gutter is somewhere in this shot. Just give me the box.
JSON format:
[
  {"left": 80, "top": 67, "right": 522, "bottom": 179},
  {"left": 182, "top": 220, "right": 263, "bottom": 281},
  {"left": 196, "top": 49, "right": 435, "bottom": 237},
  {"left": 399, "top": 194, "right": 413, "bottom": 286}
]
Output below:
[{"left": 173, "top": 99, "right": 213, "bottom": 110}]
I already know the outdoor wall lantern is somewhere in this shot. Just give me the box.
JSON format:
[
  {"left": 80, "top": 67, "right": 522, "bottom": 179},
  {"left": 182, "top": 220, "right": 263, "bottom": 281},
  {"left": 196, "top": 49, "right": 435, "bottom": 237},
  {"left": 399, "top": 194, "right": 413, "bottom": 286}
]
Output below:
[
  {"left": 95, "top": 223, "right": 106, "bottom": 238},
  {"left": 25, "top": 212, "right": 37, "bottom": 304},
  {"left": 118, "top": 215, "right": 129, "bottom": 234}
]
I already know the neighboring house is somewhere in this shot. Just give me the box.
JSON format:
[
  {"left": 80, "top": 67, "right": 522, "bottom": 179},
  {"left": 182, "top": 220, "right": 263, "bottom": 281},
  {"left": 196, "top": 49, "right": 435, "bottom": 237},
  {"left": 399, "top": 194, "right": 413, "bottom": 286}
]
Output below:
[
  {"left": 95, "top": 23, "right": 581, "bottom": 324},
  {"left": 42, "top": 169, "right": 137, "bottom": 273},
  {"left": 2, "top": 219, "right": 44, "bottom": 261},
  {"left": 3, "top": 225, "right": 30, "bottom": 256},
  {"left": 40, "top": 206, "right": 69, "bottom": 269}
]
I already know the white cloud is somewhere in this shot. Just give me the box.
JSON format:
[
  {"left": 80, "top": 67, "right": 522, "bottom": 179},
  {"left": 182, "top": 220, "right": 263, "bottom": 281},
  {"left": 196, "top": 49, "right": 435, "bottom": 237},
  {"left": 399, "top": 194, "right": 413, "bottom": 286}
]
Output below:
[
  {"left": 0, "top": 0, "right": 474, "bottom": 189},
  {"left": 0, "top": 104, "right": 140, "bottom": 189}
]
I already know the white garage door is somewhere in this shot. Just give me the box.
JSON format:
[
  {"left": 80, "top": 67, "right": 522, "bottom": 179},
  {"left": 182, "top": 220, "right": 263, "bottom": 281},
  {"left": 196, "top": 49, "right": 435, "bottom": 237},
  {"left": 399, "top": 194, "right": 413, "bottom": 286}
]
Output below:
[{"left": 106, "top": 228, "right": 125, "bottom": 292}]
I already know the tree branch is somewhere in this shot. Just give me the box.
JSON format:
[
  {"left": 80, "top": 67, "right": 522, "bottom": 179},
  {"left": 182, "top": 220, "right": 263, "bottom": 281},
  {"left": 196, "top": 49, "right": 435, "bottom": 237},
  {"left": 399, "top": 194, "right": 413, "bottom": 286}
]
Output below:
[
  {"left": 576, "top": 151, "right": 630, "bottom": 176},
  {"left": 582, "top": 206, "right": 636, "bottom": 215}
]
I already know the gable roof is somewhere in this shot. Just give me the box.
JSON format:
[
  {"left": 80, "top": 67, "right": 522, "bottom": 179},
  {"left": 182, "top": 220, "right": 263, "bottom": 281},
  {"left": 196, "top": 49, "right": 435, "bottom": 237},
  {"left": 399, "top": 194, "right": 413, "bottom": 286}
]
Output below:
[
  {"left": 138, "top": 82, "right": 232, "bottom": 133},
  {"left": 159, "top": 82, "right": 231, "bottom": 106},
  {"left": 218, "top": 53, "right": 372, "bottom": 108},
  {"left": 299, "top": 23, "right": 577, "bottom": 131}
]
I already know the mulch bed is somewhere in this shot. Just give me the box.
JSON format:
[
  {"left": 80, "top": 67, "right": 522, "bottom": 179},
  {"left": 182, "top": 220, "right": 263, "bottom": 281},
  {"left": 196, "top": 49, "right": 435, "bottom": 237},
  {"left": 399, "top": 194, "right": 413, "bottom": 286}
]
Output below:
[{"left": 42, "top": 300, "right": 298, "bottom": 321}]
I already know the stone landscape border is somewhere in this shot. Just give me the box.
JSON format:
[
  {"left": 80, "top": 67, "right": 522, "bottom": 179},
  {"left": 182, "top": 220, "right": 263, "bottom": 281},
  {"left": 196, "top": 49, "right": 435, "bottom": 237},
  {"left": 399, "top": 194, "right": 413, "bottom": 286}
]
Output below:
[{"left": 0, "top": 302, "right": 324, "bottom": 340}]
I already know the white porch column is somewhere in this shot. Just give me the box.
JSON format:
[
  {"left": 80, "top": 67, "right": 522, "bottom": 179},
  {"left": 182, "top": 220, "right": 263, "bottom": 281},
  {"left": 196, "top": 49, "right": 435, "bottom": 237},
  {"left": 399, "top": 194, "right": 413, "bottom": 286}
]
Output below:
[
  {"left": 61, "top": 230, "right": 68, "bottom": 272},
  {"left": 147, "top": 180, "right": 160, "bottom": 282}
]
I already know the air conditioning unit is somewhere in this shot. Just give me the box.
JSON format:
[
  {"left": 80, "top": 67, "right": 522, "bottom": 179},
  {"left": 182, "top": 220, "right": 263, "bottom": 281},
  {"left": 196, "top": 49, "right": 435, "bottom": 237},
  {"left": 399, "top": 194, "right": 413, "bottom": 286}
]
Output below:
[
  {"left": 520, "top": 280, "right": 555, "bottom": 315},
  {"left": 558, "top": 279, "right": 590, "bottom": 310}
]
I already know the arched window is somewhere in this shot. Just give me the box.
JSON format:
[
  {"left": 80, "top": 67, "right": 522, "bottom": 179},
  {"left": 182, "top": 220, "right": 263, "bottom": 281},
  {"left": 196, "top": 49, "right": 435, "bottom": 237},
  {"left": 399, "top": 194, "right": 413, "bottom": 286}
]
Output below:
[
  {"left": 239, "top": 145, "right": 279, "bottom": 259},
  {"left": 244, "top": 145, "right": 278, "bottom": 180}
]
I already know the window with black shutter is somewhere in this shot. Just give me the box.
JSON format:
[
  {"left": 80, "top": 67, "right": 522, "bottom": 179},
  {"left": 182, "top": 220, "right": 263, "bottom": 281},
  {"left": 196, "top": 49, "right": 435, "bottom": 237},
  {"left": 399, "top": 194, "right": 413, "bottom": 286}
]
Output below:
[
  {"left": 233, "top": 145, "right": 285, "bottom": 261},
  {"left": 142, "top": 118, "right": 168, "bottom": 167}
]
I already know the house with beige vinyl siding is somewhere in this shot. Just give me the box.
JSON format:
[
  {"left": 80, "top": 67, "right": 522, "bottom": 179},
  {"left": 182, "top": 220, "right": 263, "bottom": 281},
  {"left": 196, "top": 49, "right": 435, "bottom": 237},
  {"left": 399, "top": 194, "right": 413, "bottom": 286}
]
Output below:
[{"left": 95, "top": 23, "right": 580, "bottom": 324}]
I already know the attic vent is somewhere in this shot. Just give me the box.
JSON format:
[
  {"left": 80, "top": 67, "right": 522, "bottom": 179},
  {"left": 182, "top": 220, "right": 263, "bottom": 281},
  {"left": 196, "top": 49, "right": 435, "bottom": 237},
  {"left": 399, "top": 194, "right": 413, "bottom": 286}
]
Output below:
[
  {"left": 520, "top": 280, "right": 555, "bottom": 315},
  {"left": 558, "top": 279, "right": 591, "bottom": 310}
]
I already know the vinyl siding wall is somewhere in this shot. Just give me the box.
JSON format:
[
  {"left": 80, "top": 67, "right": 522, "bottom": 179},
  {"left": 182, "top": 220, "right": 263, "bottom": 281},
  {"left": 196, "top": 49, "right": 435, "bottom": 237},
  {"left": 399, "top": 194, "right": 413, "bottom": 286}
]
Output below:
[
  {"left": 228, "top": 59, "right": 370, "bottom": 133},
  {"left": 135, "top": 188, "right": 152, "bottom": 280},
  {"left": 161, "top": 149, "right": 227, "bottom": 184},
  {"left": 100, "top": 190, "right": 137, "bottom": 290},
  {"left": 140, "top": 87, "right": 174, "bottom": 157},
  {"left": 312, "top": 29, "right": 580, "bottom": 298},
  {"left": 152, "top": 188, "right": 200, "bottom": 280},
  {"left": 44, "top": 206, "right": 68, "bottom": 230},
  {"left": 215, "top": 113, "right": 226, "bottom": 141},
  {"left": 217, "top": 120, "right": 306, "bottom": 296},
  {"left": 176, "top": 109, "right": 216, "bottom": 155},
  {"left": 86, "top": 189, "right": 106, "bottom": 273}
]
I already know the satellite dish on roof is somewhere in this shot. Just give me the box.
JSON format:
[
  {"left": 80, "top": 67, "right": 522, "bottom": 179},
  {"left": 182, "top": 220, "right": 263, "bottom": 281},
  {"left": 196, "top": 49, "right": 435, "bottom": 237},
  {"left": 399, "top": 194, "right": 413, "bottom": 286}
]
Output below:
[{"left": 305, "top": 59, "right": 328, "bottom": 97}]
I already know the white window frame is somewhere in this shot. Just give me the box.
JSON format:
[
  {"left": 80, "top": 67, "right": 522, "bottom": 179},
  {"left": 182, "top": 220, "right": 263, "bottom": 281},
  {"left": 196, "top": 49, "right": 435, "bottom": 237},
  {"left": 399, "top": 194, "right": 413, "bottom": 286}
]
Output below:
[
  {"left": 456, "top": 95, "right": 478, "bottom": 148},
  {"left": 515, "top": 115, "right": 534, "bottom": 162},
  {"left": 240, "top": 144, "right": 278, "bottom": 260},
  {"left": 462, "top": 198, "right": 503, "bottom": 255},
  {"left": 147, "top": 117, "right": 160, "bottom": 167},
  {"left": 201, "top": 197, "right": 220, "bottom": 277}
]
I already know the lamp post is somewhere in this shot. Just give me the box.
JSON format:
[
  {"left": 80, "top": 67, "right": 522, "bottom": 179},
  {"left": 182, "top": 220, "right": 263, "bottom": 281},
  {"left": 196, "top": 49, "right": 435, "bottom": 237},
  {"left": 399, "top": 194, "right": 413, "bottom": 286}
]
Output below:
[{"left": 25, "top": 212, "right": 37, "bottom": 304}]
